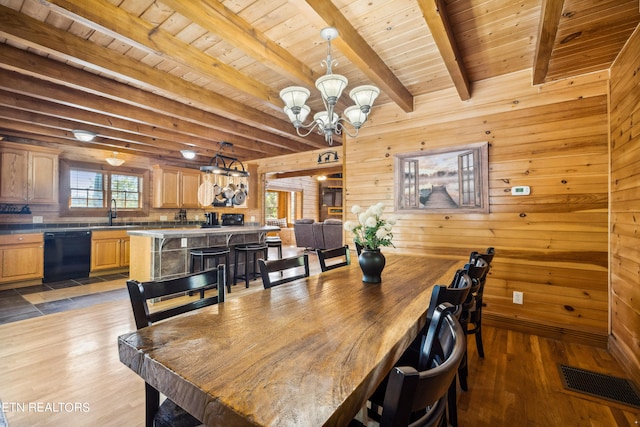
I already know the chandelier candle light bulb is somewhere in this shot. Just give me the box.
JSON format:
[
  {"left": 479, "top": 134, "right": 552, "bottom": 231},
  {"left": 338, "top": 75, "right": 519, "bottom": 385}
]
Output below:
[{"left": 279, "top": 27, "right": 380, "bottom": 145}]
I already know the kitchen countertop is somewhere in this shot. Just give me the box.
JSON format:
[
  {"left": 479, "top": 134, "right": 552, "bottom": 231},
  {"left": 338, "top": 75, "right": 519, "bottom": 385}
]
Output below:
[
  {"left": 127, "top": 225, "right": 278, "bottom": 239},
  {"left": 0, "top": 222, "right": 212, "bottom": 235}
]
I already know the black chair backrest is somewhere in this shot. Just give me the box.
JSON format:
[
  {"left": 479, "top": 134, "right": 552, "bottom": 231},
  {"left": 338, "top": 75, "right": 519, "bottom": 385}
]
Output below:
[
  {"left": 470, "top": 247, "right": 495, "bottom": 266},
  {"left": 317, "top": 245, "right": 351, "bottom": 272},
  {"left": 258, "top": 253, "right": 310, "bottom": 288},
  {"left": 424, "top": 269, "right": 471, "bottom": 325},
  {"left": 126, "top": 265, "right": 225, "bottom": 329},
  {"left": 380, "top": 304, "right": 466, "bottom": 427}
]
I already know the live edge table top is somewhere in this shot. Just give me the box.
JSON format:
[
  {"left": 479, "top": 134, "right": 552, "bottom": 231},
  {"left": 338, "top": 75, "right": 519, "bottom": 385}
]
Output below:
[{"left": 118, "top": 253, "right": 461, "bottom": 427}]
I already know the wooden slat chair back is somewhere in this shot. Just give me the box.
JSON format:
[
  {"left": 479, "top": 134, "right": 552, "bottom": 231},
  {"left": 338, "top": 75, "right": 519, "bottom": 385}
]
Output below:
[
  {"left": 258, "top": 253, "right": 310, "bottom": 288},
  {"left": 126, "top": 265, "right": 225, "bottom": 427},
  {"left": 317, "top": 245, "right": 351, "bottom": 272},
  {"left": 367, "top": 303, "right": 466, "bottom": 427},
  {"left": 127, "top": 266, "right": 225, "bottom": 329},
  {"left": 424, "top": 268, "right": 472, "bottom": 324}
]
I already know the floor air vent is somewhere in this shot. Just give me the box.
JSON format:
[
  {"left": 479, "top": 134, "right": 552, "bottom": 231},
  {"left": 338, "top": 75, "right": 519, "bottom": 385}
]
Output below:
[{"left": 559, "top": 364, "right": 640, "bottom": 409}]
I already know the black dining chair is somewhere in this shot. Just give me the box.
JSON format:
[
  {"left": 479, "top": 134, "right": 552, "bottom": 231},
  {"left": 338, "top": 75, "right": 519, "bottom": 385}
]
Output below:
[
  {"left": 366, "top": 270, "right": 471, "bottom": 427},
  {"left": 126, "top": 265, "right": 225, "bottom": 427},
  {"left": 464, "top": 247, "right": 495, "bottom": 358},
  {"left": 357, "top": 303, "right": 466, "bottom": 427},
  {"left": 258, "top": 253, "right": 310, "bottom": 288},
  {"left": 317, "top": 245, "right": 351, "bottom": 272}
]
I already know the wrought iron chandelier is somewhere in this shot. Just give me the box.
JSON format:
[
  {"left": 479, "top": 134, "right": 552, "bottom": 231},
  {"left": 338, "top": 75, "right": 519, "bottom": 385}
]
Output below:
[
  {"left": 199, "top": 142, "right": 249, "bottom": 177},
  {"left": 279, "top": 27, "right": 380, "bottom": 146}
]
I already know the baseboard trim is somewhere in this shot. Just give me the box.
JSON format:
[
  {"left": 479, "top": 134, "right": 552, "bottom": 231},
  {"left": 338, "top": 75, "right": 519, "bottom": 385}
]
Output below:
[
  {"left": 609, "top": 334, "right": 640, "bottom": 388},
  {"left": 484, "top": 313, "right": 608, "bottom": 348}
]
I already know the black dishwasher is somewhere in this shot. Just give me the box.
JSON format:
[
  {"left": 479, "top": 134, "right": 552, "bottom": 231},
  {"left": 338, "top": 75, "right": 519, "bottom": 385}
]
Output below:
[{"left": 43, "top": 231, "right": 92, "bottom": 283}]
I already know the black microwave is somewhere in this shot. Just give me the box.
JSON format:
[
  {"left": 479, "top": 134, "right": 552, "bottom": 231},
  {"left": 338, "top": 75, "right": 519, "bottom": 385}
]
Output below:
[{"left": 221, "top": 213, "right": 244, "bottom": 226}]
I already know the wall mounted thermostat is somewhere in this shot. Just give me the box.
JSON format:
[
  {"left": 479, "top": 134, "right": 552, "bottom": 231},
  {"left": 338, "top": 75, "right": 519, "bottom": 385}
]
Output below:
[{"left": 511, "top": 185, "right": 530, "bottom": 196}]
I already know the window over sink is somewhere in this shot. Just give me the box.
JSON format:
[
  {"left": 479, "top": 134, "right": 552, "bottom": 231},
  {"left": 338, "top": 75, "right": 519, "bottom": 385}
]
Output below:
[{"left": 60, "top": 160, "right": 149, "bottom": 217}]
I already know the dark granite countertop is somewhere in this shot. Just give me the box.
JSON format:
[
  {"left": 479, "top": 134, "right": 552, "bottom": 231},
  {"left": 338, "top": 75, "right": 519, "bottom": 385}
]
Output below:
[
  {"left": 127, "top": 225, "right": 278, "bottom": 239},
  {"left": 0, "top": 221, "right": 203, "bottom": 235}
]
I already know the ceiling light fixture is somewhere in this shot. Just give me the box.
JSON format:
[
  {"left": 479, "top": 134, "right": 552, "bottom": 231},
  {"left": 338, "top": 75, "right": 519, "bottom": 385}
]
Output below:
[
  {"left": 105, "top": 152, "right": 125, "bottom": 167},
  {"left": 72, "top": 129, "right": 97, "bottom": 142},
  {"left": 280, "top": 27, "right": 380, "bottom": 146},
  {"left": 180, "top": 149, "right": 197, "bottom": 160}
]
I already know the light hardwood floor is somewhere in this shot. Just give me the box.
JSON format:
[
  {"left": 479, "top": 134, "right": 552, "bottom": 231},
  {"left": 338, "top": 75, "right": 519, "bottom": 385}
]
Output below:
[{"left": 1, "top": 250, "right": 638, "bottom": 426}]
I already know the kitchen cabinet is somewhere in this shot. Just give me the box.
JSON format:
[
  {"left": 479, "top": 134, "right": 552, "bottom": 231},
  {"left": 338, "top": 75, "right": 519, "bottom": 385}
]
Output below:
[
  {"left": 0, "top": 142, "right": 59, "bottom": 204},
  {"left": 0, "top": 233, "right": 44, "bottom": 284},
  {"left": 91, "top": 230, "right": 130, "bottom": 272},
  {"left": 152, "top": 166, "right": 201, "bottom": 208}
]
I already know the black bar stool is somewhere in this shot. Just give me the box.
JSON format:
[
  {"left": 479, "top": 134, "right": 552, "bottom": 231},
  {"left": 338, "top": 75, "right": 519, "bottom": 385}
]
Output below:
[
  {"left": 265, "top": 236, "right": 283, "bottom": 259},
  {"left": 190, "top": 247, "right": 231, "bottom": 294},
  {"left": 233, "top": 244, "right": 268, "bottom": 288}
]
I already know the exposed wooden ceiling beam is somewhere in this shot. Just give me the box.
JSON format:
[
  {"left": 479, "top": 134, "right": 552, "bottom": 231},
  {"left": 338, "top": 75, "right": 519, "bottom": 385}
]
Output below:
[
  {"left": 160, "top": 0, "right": 320, "bottom": 88},
  {"left": 417, "top": 0, "right": 471, "bottom": 101},
  {"left": 0, "top": 5, "right": 326, "bottom": 148},
  {"left": 269, "top": 165, "right": 343, "bottom": 179},
  {"left": 300, "top": 0, "right": 415, "bottom": 113},
  {"left": 0, "top": 70, "right": 294, "bottom": 160},
  {"left": 0, "top": 89, "right": 274, "bottom": 160},
  {"left": 0, "top": 44, "right": 320, "bottom": 157},
  {"left": 533, "top": 0, "right": 566, "bottom": 85},
  {"left": 42, "top": 0, "right": 281, "bottom": 110}
]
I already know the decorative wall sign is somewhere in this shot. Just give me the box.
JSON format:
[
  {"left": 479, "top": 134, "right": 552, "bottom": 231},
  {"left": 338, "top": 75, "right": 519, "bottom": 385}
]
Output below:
[
  {"left": 317, "top": 150, "right": 339, "bottom": 164},
  {"left": 395, "top": 142, "right": 489, "bottom": 213}
]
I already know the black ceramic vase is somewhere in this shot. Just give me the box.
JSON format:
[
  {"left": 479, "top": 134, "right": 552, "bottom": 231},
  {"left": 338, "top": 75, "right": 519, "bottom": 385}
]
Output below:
[{"left": 358, "top": 248, "right": 386, "bottom": 284}]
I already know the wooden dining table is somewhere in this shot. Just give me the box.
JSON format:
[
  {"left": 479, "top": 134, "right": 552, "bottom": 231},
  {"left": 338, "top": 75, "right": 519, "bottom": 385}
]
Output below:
[{"left": 118, "top": 253, "right": 461, "bottom": 426}]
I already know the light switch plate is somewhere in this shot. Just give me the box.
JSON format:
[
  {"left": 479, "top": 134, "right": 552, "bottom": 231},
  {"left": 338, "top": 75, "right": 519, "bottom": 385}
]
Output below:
[
  {"left": 513, "top": 291, "right": 523, "bottom": 304},
  {"left": 181, "top": 238, "right": 188, "bottom": 248}
]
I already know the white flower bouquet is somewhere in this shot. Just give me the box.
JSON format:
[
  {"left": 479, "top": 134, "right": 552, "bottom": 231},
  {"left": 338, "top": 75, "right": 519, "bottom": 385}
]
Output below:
[{"left": 343, "top": 202, "right": 396, "bottom": 250}]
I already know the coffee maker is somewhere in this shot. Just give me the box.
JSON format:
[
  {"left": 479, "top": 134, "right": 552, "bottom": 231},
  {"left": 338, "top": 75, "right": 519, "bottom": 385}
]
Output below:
[{"left": 203, "top": 212, "right": 220, "bottom": 228}]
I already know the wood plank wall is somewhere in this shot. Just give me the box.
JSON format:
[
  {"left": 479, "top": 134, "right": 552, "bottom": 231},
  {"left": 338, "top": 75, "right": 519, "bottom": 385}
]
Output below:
[
  {"left": 343, "top": 69, "right": 610, "bottom": 346},
  {"left": 266, "top": 176, "right": 318, "bottom": 221},
  {"left": 251, "top": 147, "right": 346, "bottom": 222},
  {"left": 609, "top": 25, "right": 640, "bottom": 385}
]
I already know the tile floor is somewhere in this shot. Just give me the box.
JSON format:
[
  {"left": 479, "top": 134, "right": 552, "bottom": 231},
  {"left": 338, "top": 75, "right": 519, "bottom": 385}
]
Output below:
[
  {"left": 0, "top": 247, "right": 312, "bottom": 326},
  {"left": 0, "top": 273, "right": 129, "bottom": 325}
]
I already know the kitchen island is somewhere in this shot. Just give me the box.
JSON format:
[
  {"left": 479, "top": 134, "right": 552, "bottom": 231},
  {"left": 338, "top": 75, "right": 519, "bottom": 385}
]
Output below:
[{"left": 127, "top": 225, "right": 278, "bottom": 282}]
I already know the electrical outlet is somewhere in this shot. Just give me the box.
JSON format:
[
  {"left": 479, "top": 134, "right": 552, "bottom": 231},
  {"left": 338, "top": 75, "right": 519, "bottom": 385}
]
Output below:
[
  {"left": 32, "top": 216, "right": 43, "bottom": 223},
  {"left": 513, "top": 291, "right": 523, "bottom": 304},
  {"left": 160, "top": 215, "right": 168, "bottom": 221},
  {"left": 181, "top": 238, "right": 188, "bottom": 248},
  {"left": 195, "top": 215, "right": 199, "bottom": 221}
]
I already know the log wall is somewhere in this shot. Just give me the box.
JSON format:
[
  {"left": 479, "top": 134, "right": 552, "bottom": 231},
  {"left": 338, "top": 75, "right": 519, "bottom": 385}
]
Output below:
[
  {"left": 251, "top": 147, "right": 346, "bottom": 222},
  {"left": 344, "top": 69, "right": 610, "bottom": 345},
  {"left": 609, "top": 25, "right": 640, "bottom": 384}
]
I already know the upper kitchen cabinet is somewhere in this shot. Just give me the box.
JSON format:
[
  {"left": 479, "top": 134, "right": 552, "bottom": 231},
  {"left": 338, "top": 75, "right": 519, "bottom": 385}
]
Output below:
[
  {"left": 0, "top": 142, "right": 59, "bottom": 204},
  {"left": 152, "top": 166, "right": 201, "bottom": 208}
]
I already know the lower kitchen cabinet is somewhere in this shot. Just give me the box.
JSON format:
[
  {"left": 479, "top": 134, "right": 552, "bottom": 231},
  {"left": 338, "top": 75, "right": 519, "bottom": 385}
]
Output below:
[
  {"left": 91, "top": 230, "right": 130, "bottom": 272},
  {"left": 0, "top": 233, "right": 44, "bottom": 283}
]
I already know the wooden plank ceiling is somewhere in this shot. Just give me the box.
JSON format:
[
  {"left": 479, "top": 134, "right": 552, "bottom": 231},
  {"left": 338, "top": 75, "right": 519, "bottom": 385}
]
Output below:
[{"left": 0, "top": 0, "right": 638, "bottom": 165}]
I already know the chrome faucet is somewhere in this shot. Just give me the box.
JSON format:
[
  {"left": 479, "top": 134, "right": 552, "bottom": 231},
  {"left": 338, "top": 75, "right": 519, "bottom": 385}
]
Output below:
[{"left": 108, "top": 199, "right": 117, "bottom": 225}]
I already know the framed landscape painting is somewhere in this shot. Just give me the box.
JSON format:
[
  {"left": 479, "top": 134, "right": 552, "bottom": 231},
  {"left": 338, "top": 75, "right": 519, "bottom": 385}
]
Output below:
[{"left": 395, "top": 142, "right": 489, "bottom": 214}]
